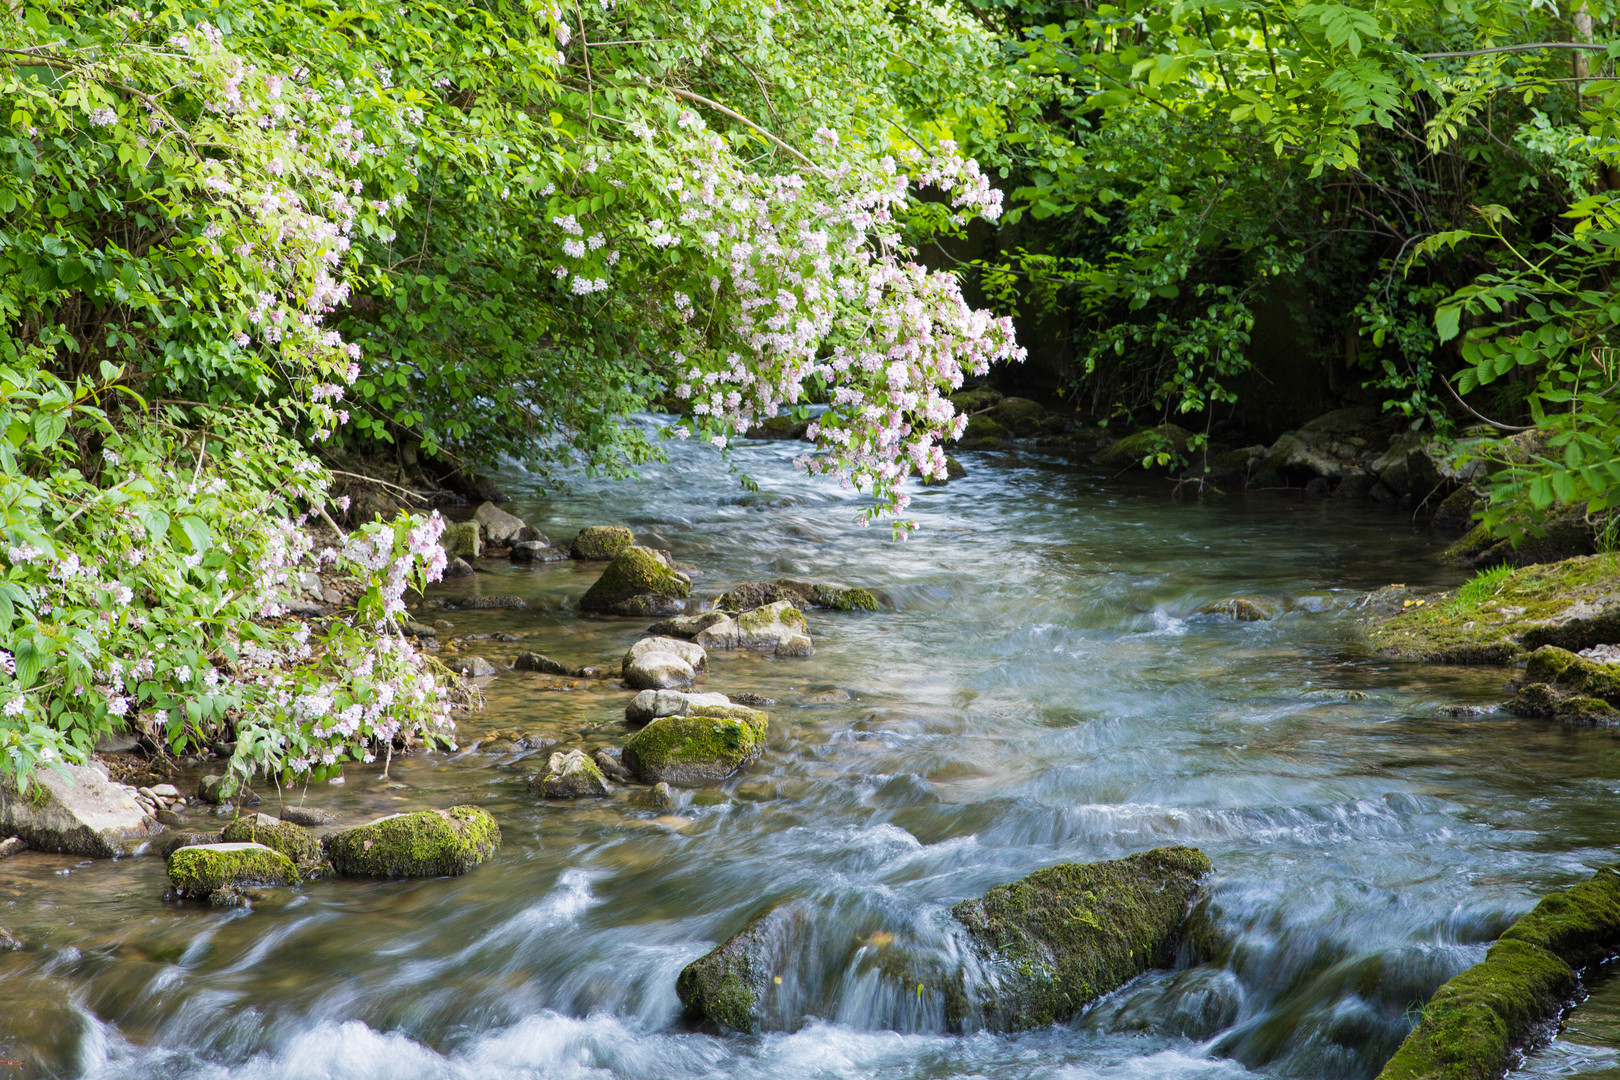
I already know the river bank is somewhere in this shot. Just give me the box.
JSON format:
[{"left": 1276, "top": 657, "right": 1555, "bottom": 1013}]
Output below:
[{"left": 3, "top": 424, "right": 1620, "bottom": 1080}]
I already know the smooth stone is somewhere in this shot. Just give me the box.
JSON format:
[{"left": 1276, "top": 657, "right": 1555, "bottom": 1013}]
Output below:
[
  {"left": 0, "top": 762, "right": 162, "bottom": 857},
  {"left": 532, "top": 749, "right": 611, "bottom": 798},
  {"left": 279, "top": 806, "right": 335, "bottom": 827}
]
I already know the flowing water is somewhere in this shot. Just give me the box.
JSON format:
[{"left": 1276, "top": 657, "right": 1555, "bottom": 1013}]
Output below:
[{"left": 5, "top": 421, "right": 1620, "bottom": 1080}]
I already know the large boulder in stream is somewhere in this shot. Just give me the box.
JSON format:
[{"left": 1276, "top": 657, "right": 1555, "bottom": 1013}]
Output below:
[
  {"left": 0, "top": 761, "right": 163, "bottom": 857},
  {"left": 946, "top": 846, "right": 1213, "bottom": 1032},
  {"left": 1376, "top": 866, "right": 1620, "bottom": 1080},
  {"left": 166, "top": 842, "right": 298, "bottom": 904},
  {"left": 323, "top": 806, "right": 500, "bottom": 877},
  {"left": 579, "top": 545, "right": 692, "bottom": 616},
  {"left": 622, "top": 709, "right": 768, "bottom": 786}
]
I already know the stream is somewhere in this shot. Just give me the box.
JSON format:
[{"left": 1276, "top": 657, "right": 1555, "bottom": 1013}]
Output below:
[{"left": 4, "top": 421, "right": 1620, "bottom": 1079}]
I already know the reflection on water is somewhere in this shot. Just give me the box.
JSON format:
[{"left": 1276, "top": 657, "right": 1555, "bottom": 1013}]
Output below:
[{"left": 4, "top": 421, "right": 1620, "bottom": 1080}]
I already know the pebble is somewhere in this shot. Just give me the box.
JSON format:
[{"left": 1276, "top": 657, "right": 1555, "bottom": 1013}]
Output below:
[{"left": 0, "top": 837, "right": 25, "bottom": 858}]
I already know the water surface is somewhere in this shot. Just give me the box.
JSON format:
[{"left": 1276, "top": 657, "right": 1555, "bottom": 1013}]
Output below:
[{"left": 4, "top": 424, "right": 1619, "bottom": 1080}]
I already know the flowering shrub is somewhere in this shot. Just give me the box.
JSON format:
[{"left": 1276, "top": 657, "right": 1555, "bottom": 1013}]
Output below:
[
  {"left": 0, "top": 365, "right": 458, "bottom": 790},
  {"left": 0, "top": 0, "right": 1023, "bottom": 780}
]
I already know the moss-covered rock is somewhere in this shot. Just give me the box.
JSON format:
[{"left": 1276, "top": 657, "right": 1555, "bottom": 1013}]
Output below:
[
  {"left": 221, "top": 812, "right": 327, "bottom": 878},
  {"left": 440, "top": 520, "right": 482, "bottom": 560},
  {"left": 647, "top": 611, "right": 732, "bottom": 638},
  {"left": 570, "top": 525, "right": 635, "bottom": 560},
  {"left": 751, "top": 414, "right": 811, "bottom": 440},
  {"left": 734, "top": 601, "right": 813, "bottom": 656},
  {"left": 1093, "top": 424, "right": 1194, "bottom": 471},
  {"left": 676, "top": 902, "right": 810, "bottom": 1033},
  {"left": 579, "top": 545, "right": 691, "bottom": 615},
  {"left": 949, "top": 387, "right": 1003, "bottom": 414},
  {"left": 1375, "top": 867, "right": 1620, "bottom": 1080},
  {"left": 1506, "top": 646, "right": 1620, "bottom": 723},
  {"left": 948, "top": 846, "right": 1213, "bottom": 1032},
  {"left": 531, "top": 749, "right": 612, "bottom": 798},
  {"left": 713, "top": 579, "right": 878, "bottom": 613},
  {"left": 1197, "top": 597, "right": 1279, "bottom": 622},
  {"left": 323, "top": 806, "right": 500, "bottom": 877},
  {"left": 622, "top": 711, "right": 767, "bottom": 786},
  {"left": 992, "top": 397, "right": 1047, "bottom": 436},
  {"left": 1362, "top": 555, "right": 1620, "bottom": 664},
  {"left": 1443, "top": 509, "right": 1596, "bottom": 568},
  {"left": 961, "top": 415, "right": 1010, "bottom": 442},
  {"left": 166, "top": 841, "right": 297, "bottom": 903}
]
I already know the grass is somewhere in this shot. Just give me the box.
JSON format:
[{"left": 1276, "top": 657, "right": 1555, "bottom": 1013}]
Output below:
[{"left": 1454, "top": 563, "right": 1514, "bottom": 611}]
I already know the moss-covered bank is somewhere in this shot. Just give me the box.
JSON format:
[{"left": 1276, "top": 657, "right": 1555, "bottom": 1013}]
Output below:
[
  {"left": 1362, "top": 554, "right": 1620, "bottom": 665},
  {"left": 1376, "top": 867, "right": 1620, "bottom": 1080},
  {"left": 323, "top": 806, "right": 500, "bottom": 877},
  {"left": 948, "top": 846, "right": 1212, "bottom": 1032}
]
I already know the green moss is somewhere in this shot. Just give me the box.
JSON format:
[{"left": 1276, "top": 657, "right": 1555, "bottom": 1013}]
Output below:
[
  {"left": 323, "top": 805, "right": 501, "bottom": 877},
  {"left": 715, "top": 579, "right": 877, "bottom": 613},
  {"left": 949, "top": 387, "right": 1003, "bottom": 413},
  {"left": 687, "top": 701, "right": 770, "bottom": 734},
  {"left": 676, "top": 904, "right": 806, "bottom": 1032},
  {"left": 441, "top": 520, "right": 481, "bottom": 559},
  {"left": 1197, "top": 597, "right": 1276, "bottom": 622},
  {"left": 570, "top": 525, "right": 635, "bottom": 560},
  {"left": 579, "top": 545, "right": 691, "bottom": 612},
  {"left": 622, "top": 713, "right": 766, "bottom": 785},
  {"left": 1364, "top": 554, "right": 1620, "bottom": 664},
  {"left": 221, "top": 813, "right": 326, "bottom": 878},
  {"left": 1093, "top": 424, "right": 1194, "bottom": 470},
  {"left": 1376, "top": 868, "right": 1620, "bottom": 1080},
  {"left": 962, "top": 415, "right": 1009, "bottom": 441},
  {"left": 167, "top": 842, "right": 297, "bottom": 900},
  {"left": 949, "top": 846, "right": 1212, "bottom": 1032}
]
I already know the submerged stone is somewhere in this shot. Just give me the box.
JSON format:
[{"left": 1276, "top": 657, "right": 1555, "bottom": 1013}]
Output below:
[
  {"left": 1197, "top": 597, "right": 1278, "bottom": 622},
  {"left": 622, "top": 711, "right": 767, "bottom": 786},
  {"left": 166, "top": 842, "right": 297, "bottom": 903},
  {"left": 947, "top": 846, "right": 1213, "bottom": 1032},
  {"left": 580, "top": 545, "right": 692, "bottom": 616},
  {"left": 1376, "top": 867, "right": 1620, "bottom": 1080},
  {"left": 0, "top": 761, "right": 163, "bottom": 857},
  {"left": 323, "top": 806, "right": 500, "bottom": 877}
]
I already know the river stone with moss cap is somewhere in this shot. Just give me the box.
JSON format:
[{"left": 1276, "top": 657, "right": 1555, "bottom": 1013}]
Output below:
[
  {"left": 622, "top": 711, "right": 767, "bottom": 785},
  {"left": 1508, "top": 645, "right": 1620, "bottom": 723},
  {"left": 1375, "top": 866, "right": 1620, "bottom": 1080},
  {"left": 713, "top": 580, "right": 878, "bottom": 614},
  {"left": 626, "top": 689, "right": 733, "bottom": 725},
  {"left": 580, "top": 545, "right": 692, "bottom": 616},
  {"left": 1363, "top": 554, "right": 1620, "bottom": 664},
  {"left": 323, "top": 806, "right": 501, "bottom": 877},
  {"left": 1093, "top": 424, "right": 1194, "bottom": 471},
  {"left": 221, "top": 812, "right": 327, "bottom": 878},
  {"left": 166, "top": 842, "right": 298, "bottom": 903},
  {"left": 570, "top": 525, "right": 635, "bottom": 560},
  {"left": 947, "top": 846, "right": 1212, "bottom": 1032},
  {"left": 532, "top": 749, "right": 612, "bottom": 798},
  {"left": 440, "top": 520, "right": 481, "bottom": 560}
]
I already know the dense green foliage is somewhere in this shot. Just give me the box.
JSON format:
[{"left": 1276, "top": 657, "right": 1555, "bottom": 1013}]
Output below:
[{"left": 951, "top": 0, "right": 1620, "bottom": 525}]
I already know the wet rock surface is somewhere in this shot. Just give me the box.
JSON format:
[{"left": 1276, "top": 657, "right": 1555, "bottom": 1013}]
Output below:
[
  {"left": 580, "top": 545, "right": 692, "bottom": 616},
  {"left": 323, "top": 806, "right": 501, "bottom": 877},
  {"left": 948, "top": 846, "right": 1213, "bottom": 1032},
  {"left": 0, "top": 762, "right": 163, "bottom": 857}
]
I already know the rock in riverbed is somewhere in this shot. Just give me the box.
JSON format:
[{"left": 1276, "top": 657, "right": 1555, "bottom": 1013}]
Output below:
[
  {"left": 714, "top": 580, "right": 878, "bottom": 613},
  {"left": 474, "top": 501, "right": 542, "bottom": 548},
  {"left": 571, "top": 525, "right": 635, "bottom": 560},
  {"left": 532, "top": 749, "right": 612, "bottom": 798},
  {"left": 167, "top": 842, "right": 298, "bottom": 905},
  {"left": 1507, "top": 645, "right": 1620, "bottom": 723},
  {"left": 580, "top": 545, "right": 692, "bottom": 616},
  {"left": 1376, "top": 866, "right": 1620, "bottom": 1080},
  {"left": 221, "top": 813, "right": 327, "bottom": 878},
  {"left": 323, "top": 806, "right": 500, "bottom": 877},
  {"left": 947, "top": 846, "right": 1213, "bottom": 1032},
  {"left": 0, "top": 761, "right": 163, "bottom": 857},
  {"left": 625, "top": 689, "right": 734, "bottom": 725},
  {"left": 696, "top": 600, "right": 813, "bottom": 656},
  {"left": 623, "top": 636, "right": 707, "bottom": 690},
  {"left": 677, "top": 902, "right": 811, "bottom": 1032},
  {"left": 622, "top": 709, "right": 768, "bottom": 786}
]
